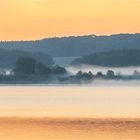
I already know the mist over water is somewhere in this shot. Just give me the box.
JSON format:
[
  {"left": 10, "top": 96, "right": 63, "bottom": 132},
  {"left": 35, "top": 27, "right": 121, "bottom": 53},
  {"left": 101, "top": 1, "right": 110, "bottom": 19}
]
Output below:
[
  {"left": 54, "top": 56, "right": 140, "bottom": 76},
  {"left": 0, "top": 57, "right": 140, "bottom": 140},
  {"left": 66, "top": 65, "right": 140, "bottom": 75},
  {"left": 0, "top": 87, "right": 140, "bottom": 140},
  {"left": 0, "top": 87, "right": 140, "bottom": 118},
  {"left": 52, "top": 56, "right": 140, "bottom": 85},
  {"left": 65, "top": 65, "right": 140, "bottom": 86}
]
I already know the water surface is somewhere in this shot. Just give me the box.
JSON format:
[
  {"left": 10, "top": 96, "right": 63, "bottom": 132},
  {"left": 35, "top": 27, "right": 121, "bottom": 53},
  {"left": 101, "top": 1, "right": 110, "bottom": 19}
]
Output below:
[
  {"left": 0, "top": 86, "right": 140, "bottom": 140},
  {"left": 0, "top": 87, "right": 140, "bottom": 117}
]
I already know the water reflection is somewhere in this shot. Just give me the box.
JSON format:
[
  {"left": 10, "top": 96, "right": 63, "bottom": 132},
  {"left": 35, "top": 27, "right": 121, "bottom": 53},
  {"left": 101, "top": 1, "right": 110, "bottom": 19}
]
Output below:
[
  {"left": 0, "top": 87, "right": 140, "bottom": 118},
  {"left": 0, "top": 87, "right": 140, "bottom": 140},
  {"left": 0, "top": 118, "right": 140, "bottom": 140}
]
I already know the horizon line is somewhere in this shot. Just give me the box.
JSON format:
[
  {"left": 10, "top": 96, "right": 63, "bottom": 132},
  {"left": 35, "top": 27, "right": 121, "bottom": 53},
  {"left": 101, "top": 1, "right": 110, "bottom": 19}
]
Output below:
[{"left": 0, "top": 32, "right": 140, "bottom": 42}]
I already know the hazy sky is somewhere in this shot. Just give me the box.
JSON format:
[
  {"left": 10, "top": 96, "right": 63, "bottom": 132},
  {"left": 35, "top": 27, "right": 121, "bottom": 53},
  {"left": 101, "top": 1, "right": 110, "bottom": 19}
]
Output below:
[{"left": 0, "top": 0, "right": 140, "bottom": 40}]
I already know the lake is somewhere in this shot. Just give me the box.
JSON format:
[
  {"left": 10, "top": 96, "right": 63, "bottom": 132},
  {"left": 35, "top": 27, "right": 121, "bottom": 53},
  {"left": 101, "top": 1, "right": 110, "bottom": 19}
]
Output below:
[
  {"left": 0, "top": 86, "right": 140, "bottom": 140},
  {"left": 0, "top": 86, "right": 140, "bottom": 118}
]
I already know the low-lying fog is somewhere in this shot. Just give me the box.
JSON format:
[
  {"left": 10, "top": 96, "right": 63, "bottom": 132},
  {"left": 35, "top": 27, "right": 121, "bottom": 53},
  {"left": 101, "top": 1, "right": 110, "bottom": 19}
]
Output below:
[
  {"left": 53, "top": 57, "right": 140, "bottom": 86},
  {"left": 1, "top": 57, "right": 137, "bottom": 86},
  {"left": 54, "top": 56, "right": 140, "bottom": 75},
  {"left": 66, "top": 65, "right": 140, "bottom": 75}
]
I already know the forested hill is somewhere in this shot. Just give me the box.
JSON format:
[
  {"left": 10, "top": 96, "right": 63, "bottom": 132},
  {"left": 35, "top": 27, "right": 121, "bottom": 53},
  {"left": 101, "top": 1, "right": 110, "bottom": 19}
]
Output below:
[
  {"left": 72, "top": 49, "right": 140, "bottom": 67},
  {"left": 0, "top": 33, "right": 140, "bottom": 57},
  {"left": 0, "top": 48, "right": 54, "bottom": 69}
]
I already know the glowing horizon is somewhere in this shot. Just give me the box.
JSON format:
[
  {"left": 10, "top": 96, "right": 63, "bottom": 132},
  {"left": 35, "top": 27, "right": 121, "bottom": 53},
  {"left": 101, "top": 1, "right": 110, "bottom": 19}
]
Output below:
[{"left": 0, "top": 0, "right": 140, "bottom": 40}]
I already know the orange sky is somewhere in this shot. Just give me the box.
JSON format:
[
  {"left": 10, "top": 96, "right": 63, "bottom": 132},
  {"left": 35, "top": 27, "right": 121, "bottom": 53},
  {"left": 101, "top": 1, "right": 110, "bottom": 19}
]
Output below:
[{"left": 0, "top": 0, "right": 140, "bottom": 40}]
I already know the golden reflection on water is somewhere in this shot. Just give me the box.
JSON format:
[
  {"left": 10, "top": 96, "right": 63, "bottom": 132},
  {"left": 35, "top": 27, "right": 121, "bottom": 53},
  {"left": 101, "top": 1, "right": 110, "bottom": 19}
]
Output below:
[
  {"left": 0, "top": 118, "right": 140, "bottom": 140},
  {"left": 0, "top": 86, "right": 140, "bottom": 139}
]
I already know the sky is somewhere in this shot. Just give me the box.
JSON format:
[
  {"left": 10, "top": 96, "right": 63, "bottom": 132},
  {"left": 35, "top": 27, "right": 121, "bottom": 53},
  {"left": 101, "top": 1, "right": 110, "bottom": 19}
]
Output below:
[{"left": 0, "top": 0, "right": 140, "bottom": 40}]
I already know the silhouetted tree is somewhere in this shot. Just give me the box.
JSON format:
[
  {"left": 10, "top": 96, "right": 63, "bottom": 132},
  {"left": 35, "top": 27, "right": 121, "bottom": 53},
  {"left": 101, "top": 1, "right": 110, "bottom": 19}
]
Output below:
[
  {"left": 95, "top": 72, "right": 104, "bottom": 78},
  {"left": 76, "top": 70, "right": 83, "bottom": 78},
  {"left": 14, "top": 57, "right": 36, "bottom": 75},
  {"left": 51, "top": 65, "right": 67, "bottom": 75},
  {"left": 106, "top": 70, "right": 115, "bottom": 78},
  {"left": 72, "top": 49, "right": 140, "bottom": 67},
  {"left": 133, "top": 70, "right": 140, "bottom": 76},
  {"left": 35, "top": 63, "right": 51, "bottom": 75}
]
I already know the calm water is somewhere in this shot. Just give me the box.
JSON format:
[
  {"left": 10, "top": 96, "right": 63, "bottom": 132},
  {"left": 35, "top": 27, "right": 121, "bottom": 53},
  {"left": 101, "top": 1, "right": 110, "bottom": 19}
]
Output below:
[
  {"left": 0, "top": 87, "right": 140, "bottom": 117},
  {"left": 0, "top": 118, "right": 140, "bottom": 140},
  {"left": 0, "top": 86, "right": 140, "bottom": 140}
]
